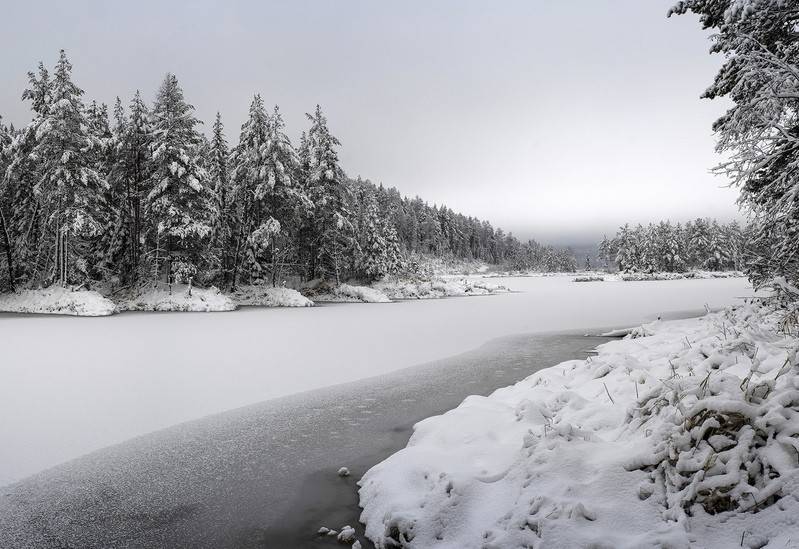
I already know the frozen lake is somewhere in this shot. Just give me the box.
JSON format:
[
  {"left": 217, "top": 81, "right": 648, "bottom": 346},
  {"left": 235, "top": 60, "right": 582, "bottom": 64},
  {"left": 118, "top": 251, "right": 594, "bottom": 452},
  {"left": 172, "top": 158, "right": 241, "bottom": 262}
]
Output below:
[
  {"left": 0, "top": 275, "right": 752, "bottom": 487},
  {"left": 0, "top": 330, "right": 612, "bottom": 548}
]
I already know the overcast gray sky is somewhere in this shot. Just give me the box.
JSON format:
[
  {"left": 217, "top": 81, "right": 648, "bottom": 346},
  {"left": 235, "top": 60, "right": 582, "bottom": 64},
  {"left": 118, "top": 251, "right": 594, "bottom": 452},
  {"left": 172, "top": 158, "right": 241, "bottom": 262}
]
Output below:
[{"left": 0, "top": 0, "right": 742, "bottom": 246}]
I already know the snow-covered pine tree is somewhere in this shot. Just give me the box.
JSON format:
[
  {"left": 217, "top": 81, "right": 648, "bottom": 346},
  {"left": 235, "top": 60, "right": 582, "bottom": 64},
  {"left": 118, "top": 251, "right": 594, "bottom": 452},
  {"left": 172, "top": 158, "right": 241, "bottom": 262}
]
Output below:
[
  {"left": 229, "top": 95, "right": 271, "bottom": 286},
  {"left": 670, "top": 1, "right": 799, "bottom": 286},
  {"left": 1, "top": 65, "right": 55, "bottom": 287},
  {"left": 258, "top": 106, "right": 312, "bottom": 286},
  {"left": 384, "top": 222, "right": 402, "bottom": 276},
  {"left": 3, "top": 125, "right": 41, "bottom": 286},
  {"left": 615, "top": 224, "right": 636, "bottom": 272},
  {"left": 28, "top": 50, "right": 107, "bottom": 286},
  {"left": 0, "top": 116, "right": 14, "bottom": 289},
  {"left": 597, "top": 235, "right": 612, "bottom": 270},
  {"left": 145, "top": 73, "right": 214, "bottom": 288},
  {"left": 121, "top": 91, "right": 153, "bottom": 282},
  {"left": 359, "top": 190, "right": 389, "bottom": 281},
  {"left": 303, "top": 105, "right": 356, "bottom": 283},
  {"left": 208, "top": 112, "right": 233, "bottom": 286},
  {"left": 87, "top": 100, "right": 128, "bottom": 282},
  {"left": 723, "top": 220, "right": 745, "bottom": 271},
  {"left": 669, "top": 222, "right": 687, "bottom": 272},
  {"left": 420, "top": 207, "right": 443, "bottom": 255},
  {"left": 20, "top": 62, "right": 51, "bottom": 118}
]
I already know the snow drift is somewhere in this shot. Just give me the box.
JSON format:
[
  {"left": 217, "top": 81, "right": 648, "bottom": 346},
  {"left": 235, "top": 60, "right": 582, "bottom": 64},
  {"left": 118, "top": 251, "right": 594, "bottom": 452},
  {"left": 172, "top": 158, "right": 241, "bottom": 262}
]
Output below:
[{"left": 0, "top": 286, "right": 117, "bottom": 316}]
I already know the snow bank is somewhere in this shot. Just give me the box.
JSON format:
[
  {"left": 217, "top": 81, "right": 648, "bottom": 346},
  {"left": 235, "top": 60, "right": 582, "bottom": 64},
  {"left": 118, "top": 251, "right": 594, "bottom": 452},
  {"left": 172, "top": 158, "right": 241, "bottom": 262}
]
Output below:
[
  {"left": 374, "top": 278, "right": 509, "bottom": 300},
  {"left": 0, "top": 287, "right": 117, "bottom": 316},
  {"left": 302, "top": 280, "right": 392, "bottom": 303},
  {"left": 359, "top": 300, "right": 799, "bottom": 548},
  {"left": 115, "top": 284, "right": 236, "bottom": 312},
  {"left": 231, "top": 284, "right": 314, "bottom": 307}
]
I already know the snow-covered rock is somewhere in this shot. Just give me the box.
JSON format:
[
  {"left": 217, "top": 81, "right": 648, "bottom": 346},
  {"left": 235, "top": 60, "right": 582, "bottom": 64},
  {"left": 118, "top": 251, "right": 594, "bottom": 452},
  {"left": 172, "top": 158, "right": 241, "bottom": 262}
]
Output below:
[
  {"left": 338, "top": 466, "right": 351, "bottom": 477},
  {"left": 359, "top": 300, "right": 799, "bottom": 548},
  {"left": 338, "top": 525, "right": 356, "bottom": 542},
  {"left": 0, "top": 286, "right": 117, "bottom": 316}
]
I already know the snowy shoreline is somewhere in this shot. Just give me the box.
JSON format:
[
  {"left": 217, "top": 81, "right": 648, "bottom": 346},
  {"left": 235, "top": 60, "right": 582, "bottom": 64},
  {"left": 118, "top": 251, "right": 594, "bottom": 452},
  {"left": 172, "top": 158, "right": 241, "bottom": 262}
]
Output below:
[
  {"left": 0, "top": 276, "right": 511, "bottom": 316},
  {"left": 358, "top": 298, "right": 799, "bottom": 548}
]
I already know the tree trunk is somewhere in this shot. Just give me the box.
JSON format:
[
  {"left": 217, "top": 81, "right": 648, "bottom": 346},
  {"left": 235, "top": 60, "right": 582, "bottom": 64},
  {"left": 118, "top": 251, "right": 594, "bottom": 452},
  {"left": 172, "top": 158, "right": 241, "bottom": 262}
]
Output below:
[{"left": 0, "top": 206, "right": 15, "bottom": 291}]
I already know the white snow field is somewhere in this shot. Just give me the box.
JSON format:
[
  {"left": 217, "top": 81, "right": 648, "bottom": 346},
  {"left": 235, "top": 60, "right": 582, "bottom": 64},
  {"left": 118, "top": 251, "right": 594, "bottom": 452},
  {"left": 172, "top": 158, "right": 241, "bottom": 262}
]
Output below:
[
  {"left": 0, "top": 276, "right": 751, "bottom": 487},
  {"left": 358, "top": 298, "right": 799, "bottom": 549}
]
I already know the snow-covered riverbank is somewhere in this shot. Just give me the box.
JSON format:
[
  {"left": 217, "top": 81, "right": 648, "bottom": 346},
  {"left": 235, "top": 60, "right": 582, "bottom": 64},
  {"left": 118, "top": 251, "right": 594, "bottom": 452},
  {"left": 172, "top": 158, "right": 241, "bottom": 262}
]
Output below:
[
  {"left": 0, "top": 276, "right": 510, "bottom": 315},
  {"left": 358, "top": 298, "right": 798, "bottom": 548}
]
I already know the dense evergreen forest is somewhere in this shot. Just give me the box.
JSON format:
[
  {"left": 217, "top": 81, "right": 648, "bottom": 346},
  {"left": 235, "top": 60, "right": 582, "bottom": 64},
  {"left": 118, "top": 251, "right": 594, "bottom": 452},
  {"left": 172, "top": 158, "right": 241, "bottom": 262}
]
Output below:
[
  {"left": 597, "top": 219, "right": 748, "bottom": 273},
  {"left": 0, "top": 51, "right": 577, "bottom": 293}
]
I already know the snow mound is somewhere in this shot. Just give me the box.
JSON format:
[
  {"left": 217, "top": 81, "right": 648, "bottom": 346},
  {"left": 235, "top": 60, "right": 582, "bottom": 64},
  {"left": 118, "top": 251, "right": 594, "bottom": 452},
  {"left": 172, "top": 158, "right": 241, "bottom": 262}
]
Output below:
[
  {"left": 374, "top": 277, "right": 509, "bottom": 300},
  {"left": 115, "top": 284, "right": 236, "bottom": 312},
  {"left": 231, "top": 284, "right": 314, "bottom": 307},
  {"left": 303, "top": 280, "right": 392, "bottom": 303},
  {"left": 0, "top": 286, "right": 117, "bottom": 316},
  {"left": 359, "top": 301, "right": 799, "bottom": 548}
]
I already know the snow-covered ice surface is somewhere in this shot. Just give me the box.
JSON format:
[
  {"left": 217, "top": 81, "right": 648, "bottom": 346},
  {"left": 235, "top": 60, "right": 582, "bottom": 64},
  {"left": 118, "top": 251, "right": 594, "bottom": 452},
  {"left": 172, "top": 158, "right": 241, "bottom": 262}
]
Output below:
[
  {"left": 115, "top": 283, "right": 236, "bottom": 312},
  {"left": 0, "top": 286, "right": 117, "bottom": 316},
  {"left": 230, "top": 284, "right": 314, "bottom": 307},
  {"left": 0, "top": 276, "right": 750, "bottom": 487},
  {"left": 358, "top": 300, "right": 799, "bottom": 549}
]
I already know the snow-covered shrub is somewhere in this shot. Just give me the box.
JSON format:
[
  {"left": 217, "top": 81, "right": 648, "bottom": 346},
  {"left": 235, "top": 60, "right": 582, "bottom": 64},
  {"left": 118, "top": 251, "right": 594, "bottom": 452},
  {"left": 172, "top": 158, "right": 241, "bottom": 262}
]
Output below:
[
  {"left": 301, "top": 279, "right": 392, "bottom": 303},
  {"left": 624, "top": 304, "right": 799, "bottom": 521},
  {"left": 230, "top": 284, "right": 313, "bottom": 307},
  {"left": 573, "top": 276, "right": 604, "bottom": 282}
]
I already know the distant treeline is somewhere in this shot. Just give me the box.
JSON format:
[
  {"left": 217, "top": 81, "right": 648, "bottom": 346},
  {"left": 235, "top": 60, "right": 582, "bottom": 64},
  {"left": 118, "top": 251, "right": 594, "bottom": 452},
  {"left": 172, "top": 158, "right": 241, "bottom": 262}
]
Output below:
[
  {"left": 597, "top": 219, "right": 747, "bottom": 273},
  {"left": 0, "top": 51, "right": 576, "bottom": 292}
]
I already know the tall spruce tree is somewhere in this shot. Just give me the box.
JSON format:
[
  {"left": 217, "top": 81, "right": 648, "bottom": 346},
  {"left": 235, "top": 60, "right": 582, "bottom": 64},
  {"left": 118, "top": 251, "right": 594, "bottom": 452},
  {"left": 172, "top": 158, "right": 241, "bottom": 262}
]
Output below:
[
  {"left": 229, "top": 95, "right": 270, "bottom": 286},
  {"left": 304, "top": 105, "right": 356, "bottom": 283},
  {"left": 28, "top": 50, "right": 106, "bottom": 286},
  {"left": 359, "top": 191, "right": 388, "bottom": 280},
  {"left": 257, "top": 106, "right": 311, "bottom": 286},
  {"left": 145, "top": 73, "right": 214, "bottom": 287}
]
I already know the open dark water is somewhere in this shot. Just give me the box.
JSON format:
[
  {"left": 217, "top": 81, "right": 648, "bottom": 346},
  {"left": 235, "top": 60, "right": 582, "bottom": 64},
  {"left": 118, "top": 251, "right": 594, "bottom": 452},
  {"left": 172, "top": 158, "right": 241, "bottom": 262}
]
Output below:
[{"left": 0, "top": 330, "right": 613, "bottom": 548}]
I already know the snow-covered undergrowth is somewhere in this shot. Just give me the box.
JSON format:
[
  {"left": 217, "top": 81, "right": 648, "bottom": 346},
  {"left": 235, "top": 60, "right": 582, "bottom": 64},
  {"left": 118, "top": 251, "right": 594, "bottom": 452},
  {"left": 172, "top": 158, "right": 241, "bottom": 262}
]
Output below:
[
  {"left": 359, "top": 300, "right": 799, "bottom": 548},
  {"left": 302, "top": 279, "right": 392, "bottom": 303},
  {"left": 571, "top": 270, "right": 745, "bottom": 283},
  {"left": 617, "top": 270, "right": 744, "bottom": 282},
  {"left": 0, "top": 286, "right": 117, "bottom": 316},
  {"left": 411, "top": 256, "right": 490, "bottom": 277},
  {"left": 230, "top": 284, "right": 314, "bottom": 307},
  {"left": 374, "top": 278, "right": 509, "bottom": 300},
  {"left": 115, "top": 284, "right": 236, "bottom": 312}
]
